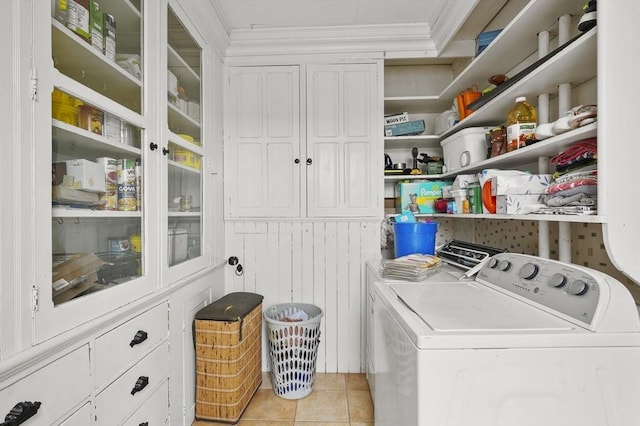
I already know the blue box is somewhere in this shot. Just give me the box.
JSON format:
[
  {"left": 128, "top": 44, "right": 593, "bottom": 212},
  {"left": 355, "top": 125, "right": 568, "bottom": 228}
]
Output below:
[
  {"left": 396, "top": 181, "right": 453, "bottom": 214},
  {"left": 385, "top": 119, "right": 425, "bottom": 136},
  {"left": 476, "top": 29, "right": 502, "bottom": 56}
]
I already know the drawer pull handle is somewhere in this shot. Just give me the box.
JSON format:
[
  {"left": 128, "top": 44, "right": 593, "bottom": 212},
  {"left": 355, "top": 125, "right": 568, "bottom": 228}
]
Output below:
[
  {"left": 131, "top": 376, "right": 149, "bottom": 395},
  {"left": 3, "top": 401, "right": 41, "bottom": 425},
  {"left": 129, "top": 330, "right": 148, "bottom": 347},
  {"left": 139, "top": 423, "right": 149, "bottom": 426}
]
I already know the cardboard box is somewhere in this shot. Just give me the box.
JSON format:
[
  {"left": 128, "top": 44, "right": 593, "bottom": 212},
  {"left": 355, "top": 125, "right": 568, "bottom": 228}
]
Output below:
[
  {"left": 103, "top": 13, "right": 116, "bottom": 61},
  {"left": 496, "top": 194, "right": 545, "bottom": 214},
  {"left": 384, "top": 112, "right": 409, "bottom": 126},
  {"left": 490, "top": 174, "right": 552, "bottom": 196},
  {"left": 79, "top": 105, "right": 103, "bottom": 135},
  {"left": 476, "top": 29, "right": 502, "bottom": 56},
  {"left": 52, "top": 162, "right": 67, "bottom": 186},
  {"left": 65, "top": 159, "right": 107, "bottom": 192},
  {"left": 385, "top": 119, "right": 425, "bottom": 136},
  {"left": 168, "top": 70, "right": 178, "bottom": 102},
  {"left": 66, "top": 0, "right": 90, "bottom": 41},
  {"left": 187, "top": 100, "right": 200, "bottom": 122},
  {"left": 396, "top": 181, "right": 453, "bottom": 214},
  {"left": 89, "top": 0, "right": 103, "bottom": 53},
  {"left": 52, "top": 253, "right": 104, "bottom": 291},
  {"left": 103, "top": 112, "right": 121, "bottom": 141}
]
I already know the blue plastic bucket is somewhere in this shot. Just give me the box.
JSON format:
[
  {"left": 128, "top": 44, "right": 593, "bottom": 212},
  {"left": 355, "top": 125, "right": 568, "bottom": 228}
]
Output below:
[{"left": 393, "top": 221, "right": 438, "bottom": 258}]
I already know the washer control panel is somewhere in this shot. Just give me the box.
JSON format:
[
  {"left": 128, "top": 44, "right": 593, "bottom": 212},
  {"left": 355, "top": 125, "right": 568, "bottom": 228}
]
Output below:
[{"left": 477, "top": 253, "right": 602, "bottom": 327}]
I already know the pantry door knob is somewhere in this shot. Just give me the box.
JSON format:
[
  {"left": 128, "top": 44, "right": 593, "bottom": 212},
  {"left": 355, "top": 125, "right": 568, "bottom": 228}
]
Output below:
[
  {"left": 294, "top": 158, "right": 300, "bottom": 164},
  {"left": 149, "top": 142, "right": 158, "bottom": 151},
  {"left": 162, "top": 147, "right": 170, "bottom": 156},
  {"left": 306, "top": 158, "right": 312, "bottom": 165}
]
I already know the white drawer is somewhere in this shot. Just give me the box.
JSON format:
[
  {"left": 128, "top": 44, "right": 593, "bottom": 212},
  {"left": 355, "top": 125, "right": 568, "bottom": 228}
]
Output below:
[
  {"left": 95, "top": 341, "right": 169, "bottom": 425},
  {"left": 122, "top": 378, "right": 169, "bottom": 426},
  {"left": 0, "top": 345, "right": 90, "bottom": 425},
  {"left": 58, "top": 402, "right": 91, "bottom": 426},
  {"left": 95, "top": 302, "right": 168, "bottom": 387}
]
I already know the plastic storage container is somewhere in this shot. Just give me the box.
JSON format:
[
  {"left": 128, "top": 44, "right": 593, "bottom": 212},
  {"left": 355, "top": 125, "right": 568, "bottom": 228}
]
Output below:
[
  {"left": 393, "top": 221, "right": 438, "bottom": 257},
  {"left": 264, "top": 303, "right": 324, "bottom": 400},
  {"left": 440, "top": 127, "right": 492, "bottom": 172}
]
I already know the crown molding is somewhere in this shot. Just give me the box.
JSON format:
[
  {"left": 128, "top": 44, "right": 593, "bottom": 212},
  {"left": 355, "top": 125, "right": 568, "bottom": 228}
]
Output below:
[
  {"left": 224, "top": 23, "right": 438, "bottom": 57},
  {"left": 430, "top": 0, "right": 479, "bottom": 53}
]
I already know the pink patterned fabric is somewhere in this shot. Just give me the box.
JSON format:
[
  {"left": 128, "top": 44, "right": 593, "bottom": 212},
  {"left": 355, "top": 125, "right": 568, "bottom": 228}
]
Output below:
[
  {"left": 545, "top": 178, "right": 597, "bottom": 195},
  {"left": 550, "top": 138, "right": 597, "bottom": 166}
]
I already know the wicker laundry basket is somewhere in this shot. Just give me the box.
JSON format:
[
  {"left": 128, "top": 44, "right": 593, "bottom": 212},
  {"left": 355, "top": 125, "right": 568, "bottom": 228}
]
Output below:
[{"left": 194, "top": 292, "right": 263, "bottom": 423}]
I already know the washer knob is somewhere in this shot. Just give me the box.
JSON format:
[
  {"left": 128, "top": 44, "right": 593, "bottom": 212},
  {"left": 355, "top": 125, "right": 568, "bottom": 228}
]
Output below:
[
  {"left": 488, "top": 258, "right": 499, "bottom": 268},
  {"left": 498, "top": 260, "right": 511, "bottom": 271},
  {"left": 549, "top": 273, "right": 567, "bottom": 288},
  {"left": 519, "top": 263, "right": 539, "bottom": 280},
  {"left": 567, "top": 279, "right": 588, "bottom": 296}
]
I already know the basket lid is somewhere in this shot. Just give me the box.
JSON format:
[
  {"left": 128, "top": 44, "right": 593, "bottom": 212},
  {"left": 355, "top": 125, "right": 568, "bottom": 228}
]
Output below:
[{"left": 195, "top": 292, "right": 263, "bottom": 321}]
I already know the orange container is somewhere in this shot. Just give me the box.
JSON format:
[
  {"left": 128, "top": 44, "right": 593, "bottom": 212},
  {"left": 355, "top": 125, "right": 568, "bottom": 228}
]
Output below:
[{"left": 456, "top": 87, "right": 482, "bottom": 120}]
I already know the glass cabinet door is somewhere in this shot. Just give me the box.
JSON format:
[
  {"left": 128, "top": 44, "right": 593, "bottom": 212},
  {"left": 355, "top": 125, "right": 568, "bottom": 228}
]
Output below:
[
  {"left": 34, "top": 0, "right": 155, "bottom": 341},
  {"left": 165, "top": 6, "right": 204, "bottom": 272}
]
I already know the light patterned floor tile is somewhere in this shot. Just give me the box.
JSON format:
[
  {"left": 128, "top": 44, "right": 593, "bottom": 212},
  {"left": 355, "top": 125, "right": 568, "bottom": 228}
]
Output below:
[
  {"left": 347, "top": 389, "right": 374, "bottom": 423},
  {"left": 294, "top": 390, "right": 349, "bottom": 422},
  {"left": 193, "top": 374, "right": 373, "bottom": 426},
  {"left": 345, "top": 374, "right": 369, "bottom": 391},
  {"left": 313, "top": 373, "right": 346, "bottom": 390},
  {"left": 240, "top": 389, "right": 297, "bottom": 422}
]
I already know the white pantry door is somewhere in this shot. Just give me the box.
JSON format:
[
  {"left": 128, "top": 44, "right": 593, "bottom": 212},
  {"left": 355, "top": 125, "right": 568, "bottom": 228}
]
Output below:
[
  {"left": 306, "top": 64, "right": 379, "bottom": 217},
  {"left": 226, "top": 66, "right": 301, "bottom": 217}
]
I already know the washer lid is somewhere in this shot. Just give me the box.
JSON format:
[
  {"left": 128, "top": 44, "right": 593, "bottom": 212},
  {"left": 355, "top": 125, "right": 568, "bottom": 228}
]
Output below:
[{"left": 391, "top": 282, "right": 574, "bottom": 332}]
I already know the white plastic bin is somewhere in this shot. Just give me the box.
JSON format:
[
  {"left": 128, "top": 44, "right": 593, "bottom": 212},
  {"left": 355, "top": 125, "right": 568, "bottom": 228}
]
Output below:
[{"left": 264, "top": 303, "right": 323, "bottom": 399}]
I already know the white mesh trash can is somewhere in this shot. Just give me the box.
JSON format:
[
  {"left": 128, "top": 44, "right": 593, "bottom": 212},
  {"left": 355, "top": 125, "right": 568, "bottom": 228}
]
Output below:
[{"left": 264, "top": 303, "right": 323, "bottom": 399}]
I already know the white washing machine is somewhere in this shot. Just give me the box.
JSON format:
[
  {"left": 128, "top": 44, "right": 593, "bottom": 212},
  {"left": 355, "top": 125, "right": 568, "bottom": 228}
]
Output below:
[{"left": 372, "top": 252, "right": 640, "bottom": 426}]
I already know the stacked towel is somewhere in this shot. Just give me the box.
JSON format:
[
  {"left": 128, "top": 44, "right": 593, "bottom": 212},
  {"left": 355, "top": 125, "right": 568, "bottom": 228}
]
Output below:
[{"left": 543, "top": 138, "right": 597, "bottom": 212}]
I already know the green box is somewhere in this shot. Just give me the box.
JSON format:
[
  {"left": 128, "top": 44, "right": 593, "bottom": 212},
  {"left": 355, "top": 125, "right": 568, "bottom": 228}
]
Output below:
[
  {"left": 396, "top": 181, "right": 452, "bottom": 214},
  {"left": 90, "top": 1, "right": 104, "bottom": 53}
]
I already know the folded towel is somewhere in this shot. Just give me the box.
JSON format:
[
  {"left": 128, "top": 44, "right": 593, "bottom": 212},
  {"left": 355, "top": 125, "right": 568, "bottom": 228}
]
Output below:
[{"left": 550, "top": 138, "right": 597, "bottom": 166}]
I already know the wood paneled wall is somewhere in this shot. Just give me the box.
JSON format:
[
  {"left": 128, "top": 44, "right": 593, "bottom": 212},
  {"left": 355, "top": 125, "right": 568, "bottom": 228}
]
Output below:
[{"left": 225, "top": 219, "right": 381, "bottom": 373}]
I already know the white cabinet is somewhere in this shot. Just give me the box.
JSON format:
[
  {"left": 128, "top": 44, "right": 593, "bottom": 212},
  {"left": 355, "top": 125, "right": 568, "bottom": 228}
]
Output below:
[
  {"left": 24, "top": 0, "right": 215, "bottom": 343},
  {"left": 32, "top": 0, "right": 157, "bottom": 342},
  {"left": 307, "top": 64, "right": 379, "bottom": 217},
  {"left": 225, "top": 63, "right": 379, "bottom": 218},
  {"left": 94, "top": 341, "right": 169, "bottom": 425},
  {"left": 164, "top": 5, "right": 209, "bottom": 279},
  {"left": 226, "top": 66, "right": 301, "bottom": 217},
  {"left": 94, "top": 302, "right": 169, "bottom": 389},
  {"left": 0, "top": 345, "right": 91, "bottom": 425}
]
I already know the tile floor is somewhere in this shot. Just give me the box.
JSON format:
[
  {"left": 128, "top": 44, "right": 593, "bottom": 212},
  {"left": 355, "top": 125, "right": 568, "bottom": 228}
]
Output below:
[{"left": 193, "top": 373, "right": 374, "bottom": 426}]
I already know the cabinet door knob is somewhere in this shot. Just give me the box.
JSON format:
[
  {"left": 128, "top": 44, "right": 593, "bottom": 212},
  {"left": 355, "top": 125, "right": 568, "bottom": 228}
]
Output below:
[
  {"left": 294, "top": 158, "right": 300, "bottom": 164},
  {"left": 130, "top": 376, "right": 149, "bottom": 395},
  {"left": 162, "top": 147, "right": 170, "bottom": 156},
  {"left": 3, "top": 401, "right": 41, "bottom": 425},
  {"left": 149, "top": 142, "right": 158, "bottom": 151},
  {"left": 129, "top": 330, "right": 148, "bottom": 347},
  {"left": 306, "top": 158, "right": 312, "bottom": 165}
]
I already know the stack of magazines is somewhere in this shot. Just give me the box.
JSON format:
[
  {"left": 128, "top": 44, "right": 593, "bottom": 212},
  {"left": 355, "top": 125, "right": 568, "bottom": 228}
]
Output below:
[{"left": 380, "top": 254, "right": 442, "bottom": 281}]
